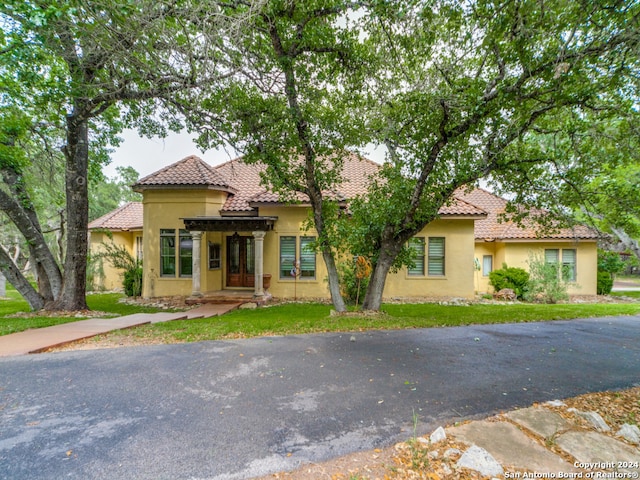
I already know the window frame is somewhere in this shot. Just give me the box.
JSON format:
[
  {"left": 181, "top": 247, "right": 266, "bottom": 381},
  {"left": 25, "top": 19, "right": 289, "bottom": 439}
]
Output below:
[
  {"left": 408, "top": 237, "right": 426, "bottom": 276},
  {"left": 178, "top": 229, "right": 193, "bottom": 278},
  {"left": 299, "top": 236, "right": 316, "bottom": 279},
  {"left": 482, "top": 255, "right": 493, "bottom": 277},
  {"left": 427, "top": 237, "right": 445, "bottom": 276},
  {"left": 279, "top": 236, "right": 297, "bottom": 279},
  {"left": 208, "top": 242, "right": 221, "bottom": 270},
  {"left": 160, "top": 229, "right": 176, "bottom": 277}
]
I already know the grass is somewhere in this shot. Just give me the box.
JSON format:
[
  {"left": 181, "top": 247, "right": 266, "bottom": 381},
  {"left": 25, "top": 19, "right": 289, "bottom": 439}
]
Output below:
[
  {"left": 611, "top": 290, "right": 640, "bottom": 299},
  {"left": 0, "top": 291, "right": 182, "bottom": 336},
  {"left": 2, "top": 288, "right": 640, "bottom": 341}
]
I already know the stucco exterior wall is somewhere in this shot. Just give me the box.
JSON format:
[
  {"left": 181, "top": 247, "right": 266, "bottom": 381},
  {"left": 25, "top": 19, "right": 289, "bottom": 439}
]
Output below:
[
  {"left": 474, "top": 240, "right": 598, "bottom": 295},
  {"left": 89, "top": 230, "right": 139, "bottom": 291},
  {"left": 142, "top": 189, "right": 227, "bottom": 298},
  {"left": 383, "top": 219, "right": 477, "bottom": 299},
  {"left": 259, "top": 205, "right": 330, "bottom": 299}
]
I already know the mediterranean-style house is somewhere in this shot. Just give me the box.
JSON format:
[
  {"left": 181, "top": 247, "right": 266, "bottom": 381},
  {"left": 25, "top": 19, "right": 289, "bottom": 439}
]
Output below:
[{"left": 88, "top": 153, "right": 599, "bottom": 301}]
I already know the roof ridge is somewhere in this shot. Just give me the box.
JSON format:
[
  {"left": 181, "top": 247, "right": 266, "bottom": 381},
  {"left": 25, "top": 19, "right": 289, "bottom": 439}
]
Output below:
[{"left": 135, "top": 155, "right": 203, "bottom": 184}]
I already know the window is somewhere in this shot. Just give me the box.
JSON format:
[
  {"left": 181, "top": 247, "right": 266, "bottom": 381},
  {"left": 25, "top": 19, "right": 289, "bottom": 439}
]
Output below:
[
  {"left": 160, "top": 229, "right": 193, "bottom": 278},
  {"left": 545, "top": 248, "right": 577, "bottom": 282},
  {"left": 299, "top": 236, "right": 316, "bottom": 278},
  {"left": 428, "top": 237, "right": 445, "bottom": 276},
  {"left": 208, "top": 242, "right": 221, "bottom": 270},
  {"left": 482, "top": 255, "right": 493, "bottom": 277},
  {"left": 160, "top": 229, "right": 176, "bottom": 277},
  {"left": 280, "top": 236, "right": 296, "bottom": 278},
  {"left": 408, "top": 237, "right": 425, "bottom": 276},
  {"left": 135, "top": 236, "right": 143, "bottom": 261},
  {"left": 279, "top": 236, "right": 316, "bottom": 279},
  {"left": 179, "top": 230, "right": 192, "bottom": 277},
  {"left": 562, "top": 249, "right": 577, "bottom": 281}
]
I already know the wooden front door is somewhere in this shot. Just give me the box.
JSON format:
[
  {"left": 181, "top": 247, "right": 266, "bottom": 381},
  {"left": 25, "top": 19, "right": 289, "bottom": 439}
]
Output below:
[{"left": 227, "top": 235, "right": 255, "bottom": 288}]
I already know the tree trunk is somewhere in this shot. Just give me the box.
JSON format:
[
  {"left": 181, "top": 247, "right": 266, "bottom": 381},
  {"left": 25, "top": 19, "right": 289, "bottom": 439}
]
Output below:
[
  {"left": 0, "top": 246, "right": 45, "bottom": 310},
  {"left": 361, "top": 248, "right": 397, "bottom": 311},
  {"left": 0, "top": 177, "right": 63, "bottom": 302},
  {"left": 322, "top": 249, "right": 346, "bottom": 312},
  {"left": 50, "top": 110, "right": 90, "bottom": 311},
  {"left": 611, "top": 226, "right": 640, "bottom": 263}
]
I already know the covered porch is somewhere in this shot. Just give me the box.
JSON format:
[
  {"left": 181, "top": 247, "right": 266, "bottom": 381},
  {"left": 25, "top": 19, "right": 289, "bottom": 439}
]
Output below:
[{"left": 182, "top": 216, "right": 277, "bottom": 302}]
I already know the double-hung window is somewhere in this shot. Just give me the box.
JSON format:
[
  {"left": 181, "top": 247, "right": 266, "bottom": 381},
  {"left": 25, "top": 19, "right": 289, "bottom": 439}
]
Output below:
[{"left": 279, "top": 236, "right": 316, "bottom": 279}]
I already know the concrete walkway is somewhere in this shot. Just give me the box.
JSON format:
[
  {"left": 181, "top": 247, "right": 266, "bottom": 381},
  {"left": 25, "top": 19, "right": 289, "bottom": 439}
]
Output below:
[{"left": 0, "top": 303, "right": 240, "bottom": 357}]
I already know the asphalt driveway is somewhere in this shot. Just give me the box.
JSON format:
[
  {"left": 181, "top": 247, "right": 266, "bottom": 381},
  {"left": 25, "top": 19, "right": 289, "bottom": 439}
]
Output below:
[{"left": 1, "top": 315, "right": 639, "bottom": 480}]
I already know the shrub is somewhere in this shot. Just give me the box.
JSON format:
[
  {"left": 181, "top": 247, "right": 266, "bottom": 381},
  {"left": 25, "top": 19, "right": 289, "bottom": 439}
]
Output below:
[
  {"left": 123, "top": 266, "right": 143, "bottom": 297},
  {"left": 488, "top": 265, "right": 530, "bottom": 299},
  {"left": 524, "top": 254, "right": 570, "bottom": 304},
  {"left": 337, "top": 256, "right": 371, "bottom": 306},
  {"left": 597, "top": 271, "right": 614, "bottom": 295},
  {"left": 97, "top": 241, "right": 143, "bottom": 297}
]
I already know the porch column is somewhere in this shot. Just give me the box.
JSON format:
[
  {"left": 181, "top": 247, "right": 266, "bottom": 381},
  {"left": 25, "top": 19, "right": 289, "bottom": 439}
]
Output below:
[
  {"left": 191, "top": 231, "right": 203, "bottom": 297},
  {"left": 253, "top": 230, "right": 265, "bottom": 298}
]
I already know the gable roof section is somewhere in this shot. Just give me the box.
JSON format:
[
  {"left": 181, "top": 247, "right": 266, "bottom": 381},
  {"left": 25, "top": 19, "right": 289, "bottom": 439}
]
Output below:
[
  {"left": 88, "top": 202, "right": 143, "bottom": 231},
  {"left": 457, "top": 188, "right": 598, "bottom": 241},
  {"left": 133, "top": 155, "right": 234, "bottom": 192}
]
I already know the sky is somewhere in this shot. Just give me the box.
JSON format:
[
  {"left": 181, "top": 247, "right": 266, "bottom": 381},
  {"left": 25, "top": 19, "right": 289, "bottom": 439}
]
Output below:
[
  {"left": 104, "top": 129, "right": 387, "bottom": 180},
  {"left": 104, "top": 129, "right": 235, "bottom": 179}
]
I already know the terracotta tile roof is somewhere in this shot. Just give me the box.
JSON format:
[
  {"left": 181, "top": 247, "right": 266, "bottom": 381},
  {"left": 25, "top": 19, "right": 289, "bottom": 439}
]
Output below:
[
  {"left": 213, "top": 152, "right": 379, "bottom": 213},
  {"left": 439, "top": 197, "right": 487, "bottom": 216},
  {"left": 456, "top": 188, "right": 598, "bottom": 240},
  {"left": 88, "top": 202, "right": 143, "bottom": 230},
  {"left": 133, "top": 155, "right": 233, "bottom": 191}
]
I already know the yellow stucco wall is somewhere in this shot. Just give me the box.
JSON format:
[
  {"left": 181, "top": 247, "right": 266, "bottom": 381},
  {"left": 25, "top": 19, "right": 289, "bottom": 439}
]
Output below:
[
  {"left": 473, "top": 240, "right": 598, "bottom": 295},
  {"left": 383, "top": 219, "right": 477, "bottom": 299},
  {"left": 142, "top": 189, "right": 228, "bottom": 298},
  {"left": 89, "top": 230, "right": 140, "bottom": 291}
]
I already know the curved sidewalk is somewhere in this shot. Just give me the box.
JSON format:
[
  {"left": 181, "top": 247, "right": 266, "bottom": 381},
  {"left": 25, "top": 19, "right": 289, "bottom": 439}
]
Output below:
[{"left": 0, "top": 303, "right": 239, "bottom": 357}]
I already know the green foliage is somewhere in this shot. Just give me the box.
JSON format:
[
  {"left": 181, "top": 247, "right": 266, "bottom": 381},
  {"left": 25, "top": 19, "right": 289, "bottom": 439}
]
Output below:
[
  {"left": 524, "top": 255, "right": 570, "bottom": 304},
  {"left": 489, "top": 264, "right": 530, "bottom": 299},
  {"left": 337, "top": 256, "right": 371, "bottom": 306},
  {"left": 123, "top": 266, "right": 143, "bottom": 297},
  {"left": 96, "top": 241, "right": 142, "bottom": 297},
  {"left": 597, "top": 272, "right": 614, "bottom": 296},
  {"left": 598, "top": 250, "right": 628, "bottom": 277}
]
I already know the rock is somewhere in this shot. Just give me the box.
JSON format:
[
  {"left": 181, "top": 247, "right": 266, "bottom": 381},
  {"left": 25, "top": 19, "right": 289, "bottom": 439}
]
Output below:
[
  {"left": 430, "top": 426, "right": 447, "bottom": 444},
  {"left": 545, "top": 400, "right": 567, "bottom": 407},
  {"left": 239, "top": 302, "right": 258, "bottom": 310},
  {"left": 350, "top": 336, "right": 356, "bottom": 342},
  {"left": 444, "top": 448, "right": 461, "bottom": 459},
  {"left": 456, "top": 445, "right": 504, "bottom": 477},
  {"left": 576, "top": 411, "right": 610, "bottom": 432},
  {"left": 617, "top": 424, "right": 640, "bottom": 444},
  {"left": 493, "top": 288, "right": 517, "bottom": 301}
]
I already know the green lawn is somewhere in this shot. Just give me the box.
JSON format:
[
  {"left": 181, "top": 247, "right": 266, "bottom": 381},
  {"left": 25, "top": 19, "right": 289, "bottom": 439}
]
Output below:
[
  {"left": 2, "top": 290, "right": 640, "bottom": 341},
  {"left": 0, "top": 292, "right": 182, "bottom": 336}
]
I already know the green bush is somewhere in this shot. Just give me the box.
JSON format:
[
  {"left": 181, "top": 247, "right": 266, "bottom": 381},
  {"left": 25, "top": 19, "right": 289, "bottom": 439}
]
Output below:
[
  {"left": 489, "top": 265, "right": 530, "bottom": 299},
  {"left": 337, "top": 256, "right": 371, "bottom": 306},
  {"left": 123, "top": 266, "right": 143, "bottom": 297},
  {"left": 597, "top": 271, "right": 614, "bottom": 295},
  {"left": 524, "top": 254, "right": 570, "bottom": 304}
]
